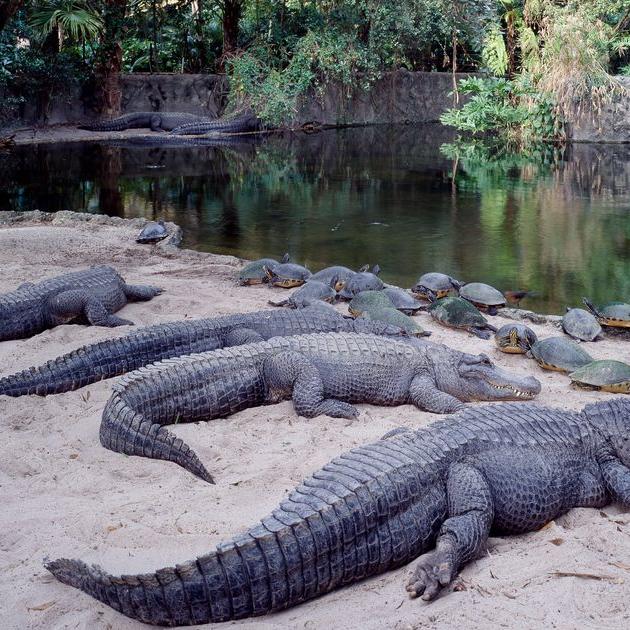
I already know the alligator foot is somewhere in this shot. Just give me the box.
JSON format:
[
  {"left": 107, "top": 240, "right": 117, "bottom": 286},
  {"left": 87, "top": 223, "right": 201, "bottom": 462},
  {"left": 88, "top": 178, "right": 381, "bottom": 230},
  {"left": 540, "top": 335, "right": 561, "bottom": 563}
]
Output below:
[{"left": 406, "top": 546, "right": 456, "bottom": 601}]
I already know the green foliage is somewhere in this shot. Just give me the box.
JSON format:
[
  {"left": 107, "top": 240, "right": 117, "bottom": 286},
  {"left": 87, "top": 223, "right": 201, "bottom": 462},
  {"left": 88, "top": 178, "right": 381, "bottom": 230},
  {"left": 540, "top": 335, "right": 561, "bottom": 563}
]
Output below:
[
  {"left": 482, "top": 25, "right": 508, "bottom": 75},
  {"left": 30, "top": 1, "right": 103, "bottom": 43},
  {"left": 440, "top": 75, "right": 562, "bottom": 141}
]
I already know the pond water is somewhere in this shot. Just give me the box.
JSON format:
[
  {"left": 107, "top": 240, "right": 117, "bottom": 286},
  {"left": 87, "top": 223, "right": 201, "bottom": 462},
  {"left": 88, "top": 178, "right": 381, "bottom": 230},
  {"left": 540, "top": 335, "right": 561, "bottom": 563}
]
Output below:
[{"left": 1, "top": 124, "right": 629, "bottom": 314}]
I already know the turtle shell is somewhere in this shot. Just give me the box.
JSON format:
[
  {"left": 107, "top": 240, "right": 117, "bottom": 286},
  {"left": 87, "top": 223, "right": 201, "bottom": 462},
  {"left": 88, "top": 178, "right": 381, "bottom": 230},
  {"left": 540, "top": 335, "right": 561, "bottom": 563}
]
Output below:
[
  {"left": 459, "top": 282, "right": 506, "bottom": 308},
  {"left": 495, "top": 324, "right": 538, "bottom": 354},
  {"left": 266, "top": 263, "right": 312, "bottom": 288},
  {"left": 529, "top": 337, "right": 593, "bottom": 373},
  {"left": 412, "top": 272, "right": 460, "bottom": 299},
  {"left": 583, "top": 298, "right": 630, "bottom": 328},
  {"left": 310, "top": 266, "right": 355, "bottom": 291},
  {"left": 286, "top": 280, "right": 337, "bottom": 308},
  {"left": 238, "top": 258, "right": 280, "bottom": 285},
  {"left": 360, "top": 307, "right": 431, "bottom": 337},
  {"left": 348, "top": 290, "right": 393, "bottom": 317},
  {"left": 339, "top": 272, "right": 384, "bottom": 299},
  {"left": 562, "top": 308, "right": 602, "bottom": 342},
  {"left": 136, "top": 220, "right": 168, "bottom": 243},
  {"left": 429, "top": 296, "right": 488, "bottom": 328},
  {"left": 382, "top": 286, "right": 426, "bottom": 314},
  {"left": 569, "top": 360, "right": 630, "bottom": 393}
]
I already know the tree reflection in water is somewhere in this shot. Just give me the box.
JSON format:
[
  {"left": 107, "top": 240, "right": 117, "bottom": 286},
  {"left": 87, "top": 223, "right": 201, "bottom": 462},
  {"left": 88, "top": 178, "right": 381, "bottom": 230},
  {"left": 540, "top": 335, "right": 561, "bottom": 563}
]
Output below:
[{"left": 0, "top": 126, "right": 628, "bottom": 314}]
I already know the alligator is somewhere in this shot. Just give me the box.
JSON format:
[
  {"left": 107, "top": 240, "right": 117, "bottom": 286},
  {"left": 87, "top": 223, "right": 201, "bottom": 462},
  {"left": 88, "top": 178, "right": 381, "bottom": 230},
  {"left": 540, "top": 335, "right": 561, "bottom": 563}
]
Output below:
[
  {"left": 98, "top": 332, "right": 541, "bottom": 482},
  {"left": 170, "top": 113, "right": 261, "bottom": 136},
  {"left": 0, "top": 307, "right": 404, "bottom": 396},
  {"left": 46, "top": 397, "right": 630, "bottom": 625},
  {"left": 80, "top": 112, "right": 214, "bottom": 132},
  {"left": 0, "top": 266, "right": 162, "bottom": 342}
]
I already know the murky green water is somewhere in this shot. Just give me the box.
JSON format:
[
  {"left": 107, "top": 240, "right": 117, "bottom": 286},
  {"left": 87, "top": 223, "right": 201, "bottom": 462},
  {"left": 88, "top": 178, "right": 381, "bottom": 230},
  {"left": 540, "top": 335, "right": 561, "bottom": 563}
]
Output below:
[{"left": 1, "top": 125, "right": 629, "bottom": 314}]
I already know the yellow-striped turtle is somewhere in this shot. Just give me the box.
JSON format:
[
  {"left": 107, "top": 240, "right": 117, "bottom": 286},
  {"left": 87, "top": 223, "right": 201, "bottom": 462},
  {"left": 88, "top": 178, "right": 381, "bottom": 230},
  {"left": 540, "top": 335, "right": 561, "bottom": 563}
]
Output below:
[
  {"left": 459, "top": 282, "right": 506, "bottom": 315},
  {"left": 412, "top": 272, "right": 461, "bottom": 300},
  {"left": 339, "top": 265, "right": 383, "bottom": 299},
  {"left": 528, "top": 337, "right": 593, "bottom": 373},
  {"left": 583, "top": 298, "right": 630, "bottom": 329},
  {"left": 264, "top": 262, "right": 312, "bottom": 288},
  {"left": 569, "top": 360, "right": 630, "bottom": 393},
  {"left": 495, "top": 324, "right": 538, "bottom": 354},
  {"left": 428, "top": 296, "right": 497, "bottom": 339},
  {"left": 310, "top": 266, "right": 355, "bottom": 292},
  {"left": 359, "top": 307, "right": 431, "bottom": 337},
  {"left": 238, "top": 253, "right": 289, "bottom": 285},
  {"left": 268, "top": 277, "right": 338, "bottom": 308}
]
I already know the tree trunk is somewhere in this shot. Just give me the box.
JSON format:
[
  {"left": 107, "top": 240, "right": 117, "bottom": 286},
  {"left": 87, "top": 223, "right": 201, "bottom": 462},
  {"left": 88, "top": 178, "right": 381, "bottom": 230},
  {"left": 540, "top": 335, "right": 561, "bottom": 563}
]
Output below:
[
  {"left": 0, "top": 0, "right": 22, "bottom": 32},
  {"left": 94, "top": 0, "right": 127, "bottom": 117},
  {"left": 221, "top": 0, "right": 242, "bottom": 65},
  {"left": 194, "top": 0, "right": 208, "bottom": 72}
]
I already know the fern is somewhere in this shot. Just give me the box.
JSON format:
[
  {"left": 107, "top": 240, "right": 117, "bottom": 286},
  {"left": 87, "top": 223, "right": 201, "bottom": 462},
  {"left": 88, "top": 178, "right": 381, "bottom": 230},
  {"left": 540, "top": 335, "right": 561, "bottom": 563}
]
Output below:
[{"left": 482, "top": 26, "right": 508, "bottom": 76}]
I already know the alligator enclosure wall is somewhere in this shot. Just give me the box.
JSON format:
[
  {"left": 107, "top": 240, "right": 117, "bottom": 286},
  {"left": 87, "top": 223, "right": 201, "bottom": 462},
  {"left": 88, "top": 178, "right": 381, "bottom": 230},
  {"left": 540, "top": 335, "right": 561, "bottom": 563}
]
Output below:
[{"left": 4, "top": 70, "right": 630, "bottom": 141}]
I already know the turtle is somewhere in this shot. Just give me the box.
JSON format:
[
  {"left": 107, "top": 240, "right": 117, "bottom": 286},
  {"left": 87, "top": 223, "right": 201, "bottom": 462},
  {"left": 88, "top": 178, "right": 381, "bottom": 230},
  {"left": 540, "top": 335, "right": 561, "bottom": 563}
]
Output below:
[
  {"left": 459, "top": 282, "right": 506, "bottom": 315},
  {"left": 411, "top": 272, "right": 461, "bottom": 300},
  {"left": 359, "top": 307, "right": 431, "bottom": 337},
  {"left": 528, "top": 337, "right": 594, "bottom": 373},
  {"left": 238, "top": 253, "right": 290, "bottom": 286},
  {"left": 348, "top": 290, "right": 394, "bottom": 317},
  {"left": 494, "top": 323, "right": 538, "bottom": 354},
  {"left": 310, "top": 266, "right": 356, "bottom": 292},
  {"left": 338, "top": 265, "right": 383, "bottom": 299},
  {"left": 136, "top": 220, "right": 168, "bottom": 244},
  {"left": 583, "top": 298, "right": 630, "bottom": 329},
  {"left": 265, "top": 262, "right": 312, "bottom": 288},
  {"left": 568, "top": 360, "right": 630, "bottom": 393},
  {"left": 562, "top": 307, "right": 602, "bottom": 342},
  {"left": 428, "top": 296, "right": 497, "bottom": 339},
  {"left": 382, "top": 286, "right": 428, "bottom": 314},
  {"left": 268, "top": 277, "right": 338, "bottom": 309}
]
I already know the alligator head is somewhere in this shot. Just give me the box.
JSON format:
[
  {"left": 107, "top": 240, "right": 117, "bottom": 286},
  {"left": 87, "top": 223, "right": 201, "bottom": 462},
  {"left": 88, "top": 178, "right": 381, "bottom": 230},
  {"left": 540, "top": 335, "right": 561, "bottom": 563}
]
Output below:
[{"left": 431, "top": 351, "right": 541, "bottom": 402}]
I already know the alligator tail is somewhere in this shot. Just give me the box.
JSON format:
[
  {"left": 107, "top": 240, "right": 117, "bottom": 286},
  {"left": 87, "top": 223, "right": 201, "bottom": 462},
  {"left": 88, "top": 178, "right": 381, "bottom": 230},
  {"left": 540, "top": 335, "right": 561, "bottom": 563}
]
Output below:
[
  {"left": 170, "top": 115, "right": 259, "bottom": 136},
  {"left": 0, "top": 322, "right": 222, "bottom": 397},
  {"left": 100, "top": 394, "right": 214, "bottom": 483}
]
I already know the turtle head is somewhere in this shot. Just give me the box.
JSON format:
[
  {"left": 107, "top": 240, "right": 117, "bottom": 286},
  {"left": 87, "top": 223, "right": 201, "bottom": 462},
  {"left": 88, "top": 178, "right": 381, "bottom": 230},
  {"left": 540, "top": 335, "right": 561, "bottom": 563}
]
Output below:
[
  {"left": 582, "top": 399, "right": 630, "bottom": 466},
  {"left": 432, "top": 351, "right": 541, "bottom": 402}
]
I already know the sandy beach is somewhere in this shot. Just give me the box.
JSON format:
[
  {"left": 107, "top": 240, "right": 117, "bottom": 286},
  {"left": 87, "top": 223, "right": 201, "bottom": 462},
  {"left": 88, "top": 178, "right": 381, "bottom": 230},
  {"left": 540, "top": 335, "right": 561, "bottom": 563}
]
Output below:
[{"left": 0, "top": 212, "right": 628, "bottom": 629}]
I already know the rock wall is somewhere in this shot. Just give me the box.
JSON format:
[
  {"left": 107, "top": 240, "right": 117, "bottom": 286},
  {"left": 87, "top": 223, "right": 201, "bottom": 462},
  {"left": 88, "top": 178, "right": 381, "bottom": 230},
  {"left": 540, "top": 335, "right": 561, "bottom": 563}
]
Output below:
[
  {"left": 568, "top": 76, "right": 630, "bottom": 143},
  {"left": 294, "top": 69, "right": 466, "bottom": 126}
]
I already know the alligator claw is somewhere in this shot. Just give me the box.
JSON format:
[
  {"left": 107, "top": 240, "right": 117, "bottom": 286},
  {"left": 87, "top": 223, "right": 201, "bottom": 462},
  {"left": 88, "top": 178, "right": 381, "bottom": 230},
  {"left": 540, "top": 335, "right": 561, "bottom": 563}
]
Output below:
[{"left": 406, "top": 548, "right": 456, "bottom": 601}]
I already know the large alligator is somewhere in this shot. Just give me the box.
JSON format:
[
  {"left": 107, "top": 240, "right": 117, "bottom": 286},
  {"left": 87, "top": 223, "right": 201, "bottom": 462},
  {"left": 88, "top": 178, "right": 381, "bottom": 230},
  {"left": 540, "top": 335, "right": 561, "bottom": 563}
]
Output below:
[
  {"left": 99, "top": 332, "right": 540, "bottom": 482},
  {"left": 0, "top": 307, "right": 403, "bottom": 396},
  {"left": 46, "top": 397, "right": 630, "bottom": 625},
  {"left": 80, "top": 112, "right": 214, "bottom": 132},
  {"left": 0, "top": 265, "right": 162, "bottom": 342},
  {"left": 170, "top": 112, "right": 261, "bottom": 136}
]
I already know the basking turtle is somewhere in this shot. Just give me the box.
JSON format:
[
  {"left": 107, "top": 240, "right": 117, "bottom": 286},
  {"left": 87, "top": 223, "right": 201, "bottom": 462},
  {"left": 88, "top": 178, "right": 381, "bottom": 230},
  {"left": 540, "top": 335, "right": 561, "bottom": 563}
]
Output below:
[
  {"left": 562, "top": 308, "right": 602, "bottom": 342},
  {"left": 382, "top": 286, "right": 427, "bottom": 314},
  {"left": 265, "top": 262, "right": 312, "bottom": 288},
  {"left": 339, "top": 265, "right": 383, "bottom": 299},
  {"left": 348, "top": 290, "right": 394, "bottom": 317},
  {"left": 136, "top": 220, "right": 168, "bottom": 244},
  {"left": 428, "top": 296, "right": 497, "bottom": 339},
  {"left": 412, "top": 272, "right": 461, "bottom": 300},
  {"left": 459, "top": 282, "right": 506, "bottom": 315},
  {"left": 583, "top": 298, "right": 630, "bottom": 329},
  {"left": 359, "top": 307, "right": 431, "bottom": 337},
  {"left": 528, "top": 337, "right": 594, "bottom": 373},
  {"left": 310, "top": 266, "right": 355, "bottom": 291},
  {"left": 269, "top": 277, "right": 337, "bottom": 309},
  {"left": 569, "top": 360, "right": 630, "bottom": 393},
  {"left": 238, "top": 254, "right": 289, "bottom": 286},
  {"left": 495, "top": 324, "right": 538, "bottom": 354}
]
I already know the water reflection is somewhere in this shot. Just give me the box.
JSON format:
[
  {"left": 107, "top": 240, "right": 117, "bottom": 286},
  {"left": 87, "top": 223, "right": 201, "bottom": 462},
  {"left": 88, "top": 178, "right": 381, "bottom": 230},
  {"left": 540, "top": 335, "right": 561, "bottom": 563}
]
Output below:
[{"left": 0, "top": 125, "right": 628, "bottom": 313}]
